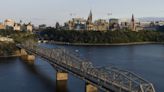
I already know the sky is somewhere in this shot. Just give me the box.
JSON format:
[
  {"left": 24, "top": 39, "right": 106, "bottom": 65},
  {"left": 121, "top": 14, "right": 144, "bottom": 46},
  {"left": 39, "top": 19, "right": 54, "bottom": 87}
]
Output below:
[{"left": 0, "top": 0, "right": 164, "bottom": 26}]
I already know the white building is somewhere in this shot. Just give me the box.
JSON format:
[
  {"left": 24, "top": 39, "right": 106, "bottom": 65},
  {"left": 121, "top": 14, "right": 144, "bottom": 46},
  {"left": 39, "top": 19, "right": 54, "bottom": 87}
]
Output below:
[
  {"left": 13, "top": 23, "right": 21, "bottom": 31},
  {"left": 26, "top": 23, "right": 33, "bottom": 32},
  {"left": 4, "top": 19, "right": 15, "bottom": 29}
]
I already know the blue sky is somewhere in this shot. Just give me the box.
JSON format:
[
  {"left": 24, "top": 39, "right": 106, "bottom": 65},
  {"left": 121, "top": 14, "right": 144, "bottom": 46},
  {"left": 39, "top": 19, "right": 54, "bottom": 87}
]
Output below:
[{"left": 0, "top": 0, "right": 164, "bottom": 26}]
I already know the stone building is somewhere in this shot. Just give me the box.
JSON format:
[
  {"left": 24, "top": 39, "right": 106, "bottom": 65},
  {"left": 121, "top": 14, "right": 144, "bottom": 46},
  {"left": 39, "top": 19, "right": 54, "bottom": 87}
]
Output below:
[
  {"left": 64, "top": 11, "right": 122, "bottom": 31},
  {"left": 94, "top": 19, "right": 108, "bottom": 31},
  {"left": 21, "top": 23, "right": 33, "bottom": 32},
  {"left": 65, "top": 18, "right": 86, "bottom": 30}
]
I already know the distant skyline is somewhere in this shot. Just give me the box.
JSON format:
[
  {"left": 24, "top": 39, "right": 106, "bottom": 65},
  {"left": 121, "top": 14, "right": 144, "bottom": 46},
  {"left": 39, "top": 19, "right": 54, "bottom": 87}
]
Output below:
[{"left": 0, "top": 0, "right": 164, "bottom": 26}]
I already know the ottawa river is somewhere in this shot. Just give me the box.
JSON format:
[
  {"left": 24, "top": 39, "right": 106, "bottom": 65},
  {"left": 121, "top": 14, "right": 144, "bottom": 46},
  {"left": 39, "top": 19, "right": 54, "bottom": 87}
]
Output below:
[{"left": 0, "top": 43, "right": 164, "bottom": 92}]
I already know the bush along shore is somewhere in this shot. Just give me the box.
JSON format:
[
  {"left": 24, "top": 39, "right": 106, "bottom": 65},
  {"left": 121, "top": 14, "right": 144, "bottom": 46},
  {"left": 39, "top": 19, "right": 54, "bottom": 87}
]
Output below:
[
  {"left": 0, "top": 29, "right": 37, "bottom": 57},
  {"left": 40, "top": 28, "right": 164, "bottom": 44},
  {"left": 0, "top": 42, "right": 19, "bottom": 57}
]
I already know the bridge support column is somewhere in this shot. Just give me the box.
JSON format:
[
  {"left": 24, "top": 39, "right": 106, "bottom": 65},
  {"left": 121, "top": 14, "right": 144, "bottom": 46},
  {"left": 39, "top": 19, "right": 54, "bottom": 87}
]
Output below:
[
  {"left": 25, "top": 55, "right": 35, "bottom": 64},
  {"left": 85, "top": 83, "right": 98, "bottom": 92},
  {"left": 21, "top": 55, "right": 35, "bottom": 64},
  {"left": 56, "top": 72, "right": 68, "bottom": 81}
]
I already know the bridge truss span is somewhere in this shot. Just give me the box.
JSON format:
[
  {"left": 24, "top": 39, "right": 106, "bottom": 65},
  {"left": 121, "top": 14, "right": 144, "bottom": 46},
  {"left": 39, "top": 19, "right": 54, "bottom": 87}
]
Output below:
[{"left": 17, "top": 43, "right": 156, "bottom": 92}]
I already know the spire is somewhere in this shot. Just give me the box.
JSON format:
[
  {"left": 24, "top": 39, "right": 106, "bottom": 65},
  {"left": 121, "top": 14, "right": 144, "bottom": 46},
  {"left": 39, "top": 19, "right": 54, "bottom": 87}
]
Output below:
[
  {"left": 131, "top": 14, "right": 134, "bottom": 22},
  {"left": 87, "top": 10, "right": 92, "bottom": 23},
  {"left": 131, "top": 14, "right": 136, "bottom": 31},
  {"left": 89, "top": 10, "right": 92, "bottom": 18}
]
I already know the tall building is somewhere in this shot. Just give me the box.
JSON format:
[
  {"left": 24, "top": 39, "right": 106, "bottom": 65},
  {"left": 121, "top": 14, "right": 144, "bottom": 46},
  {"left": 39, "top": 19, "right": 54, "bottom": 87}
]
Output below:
[{"left": 131, "top": 14, "right": 136, "bottom": 31}]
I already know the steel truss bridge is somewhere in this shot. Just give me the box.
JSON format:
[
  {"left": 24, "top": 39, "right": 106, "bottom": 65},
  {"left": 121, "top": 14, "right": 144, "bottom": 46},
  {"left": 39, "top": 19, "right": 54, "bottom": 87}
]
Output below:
[{"left": 17, "top": 43, "right": 156, "bottom": 92}]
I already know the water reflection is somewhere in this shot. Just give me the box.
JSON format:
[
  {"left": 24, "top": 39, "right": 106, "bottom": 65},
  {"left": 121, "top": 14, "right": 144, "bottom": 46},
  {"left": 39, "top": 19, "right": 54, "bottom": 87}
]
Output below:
[
  {"left": 21, "top": 60, "right": 56, "bottom": 91},
  {"left": 56, "top": 80, "right": 68, "bottom": 92},
  {"left": 22, "top": 58, "right": 69, "bottom": 92},
  {"left": 27, "top": 66, "right": 68, "bottom": 92}
]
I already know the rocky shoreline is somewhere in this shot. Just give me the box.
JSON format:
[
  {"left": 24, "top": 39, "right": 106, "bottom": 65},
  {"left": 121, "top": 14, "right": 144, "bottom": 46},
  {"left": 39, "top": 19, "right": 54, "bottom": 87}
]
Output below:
[
  {"left": 0, "top": 55, "right": 20, "bottom": 58},
  {"left": 0, "top": 50, "right": 21, "bottom": 58}
]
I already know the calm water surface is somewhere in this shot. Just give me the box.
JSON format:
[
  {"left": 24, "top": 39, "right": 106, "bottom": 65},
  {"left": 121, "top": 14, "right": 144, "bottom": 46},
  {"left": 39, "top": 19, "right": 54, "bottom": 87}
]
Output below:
[{"left": 0, "top": 44, "right": 164, "bottom": 92}]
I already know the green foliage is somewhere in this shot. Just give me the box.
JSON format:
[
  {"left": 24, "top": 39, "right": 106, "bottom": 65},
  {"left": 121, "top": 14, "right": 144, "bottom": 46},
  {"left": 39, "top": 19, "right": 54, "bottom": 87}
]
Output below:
[
  {"left": 40, "top": 29, "right": 164, "bottom": 44},
  {"left": 0, "top": 29, "right": 36, "bottom": 56},
  {"left": 0, "top": 29, "right": 36, "bottom": 44},
  {"left": 0, "top": 42, "right": 17, "bottom": 56}
]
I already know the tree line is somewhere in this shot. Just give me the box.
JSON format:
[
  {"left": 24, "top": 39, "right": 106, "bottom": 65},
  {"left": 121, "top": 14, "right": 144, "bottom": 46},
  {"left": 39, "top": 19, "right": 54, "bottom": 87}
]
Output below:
[{"left": 40, "top": 28, "right": 164, "bottom": 43}]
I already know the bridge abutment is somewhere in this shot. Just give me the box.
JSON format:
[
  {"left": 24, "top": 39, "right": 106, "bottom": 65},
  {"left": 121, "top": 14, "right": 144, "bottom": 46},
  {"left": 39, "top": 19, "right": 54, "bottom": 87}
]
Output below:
[
  {"left": 20, "top": 49, "right": 35, "bottom": 64},
  {"left": 20, "top": 49, "right": 28, "bottom": 55},
  {"left": 85, "top": 83, "right": 98, "bottom": 92}
]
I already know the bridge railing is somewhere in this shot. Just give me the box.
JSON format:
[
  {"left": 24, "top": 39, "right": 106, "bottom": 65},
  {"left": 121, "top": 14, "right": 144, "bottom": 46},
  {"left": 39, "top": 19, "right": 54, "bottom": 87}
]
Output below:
[{"left": 18, "top": 43, "right": 156, "bottom": 92}]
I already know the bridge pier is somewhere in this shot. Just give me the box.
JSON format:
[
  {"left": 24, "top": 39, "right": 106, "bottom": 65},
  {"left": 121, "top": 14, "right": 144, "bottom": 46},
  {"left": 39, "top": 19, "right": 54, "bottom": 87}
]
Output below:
[
  {"left": 21, "top": 55, "right": 35, "bottom": 64},
  {"left": 85, "top": 83, "right": 98, "bottom": 92},
  {"left": 56, "top": 72, "right": 68, "bottom": 81},
  {"left": 25, "top": 55, "right": 35, "bottom": 64}
]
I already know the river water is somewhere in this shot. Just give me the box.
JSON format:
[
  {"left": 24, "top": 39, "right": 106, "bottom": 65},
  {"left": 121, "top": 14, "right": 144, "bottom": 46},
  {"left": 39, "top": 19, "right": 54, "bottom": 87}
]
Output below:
[{"left": 0, "top": 43, "right": 164, "bottom": 92}]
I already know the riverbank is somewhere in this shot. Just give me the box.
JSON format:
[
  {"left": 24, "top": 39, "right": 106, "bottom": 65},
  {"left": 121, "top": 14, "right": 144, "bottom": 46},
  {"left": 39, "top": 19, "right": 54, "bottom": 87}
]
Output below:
[
  {"left": 46, "top": 41, "right": 164, "bottom": 46},
  {"left": 0, "top": 50, "right": 21, "bottom": 58},
  {"left": 0, "top": 55, "right": 20, "bottom": 58}
]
